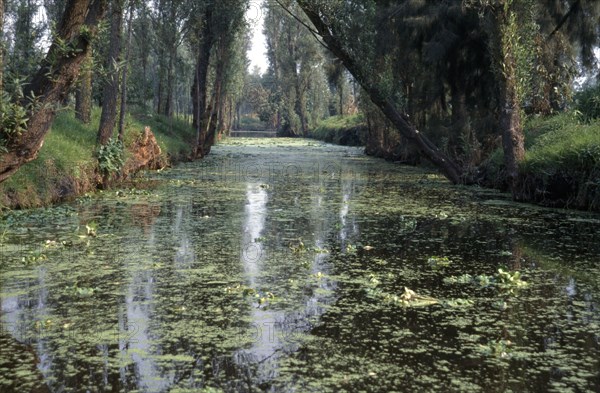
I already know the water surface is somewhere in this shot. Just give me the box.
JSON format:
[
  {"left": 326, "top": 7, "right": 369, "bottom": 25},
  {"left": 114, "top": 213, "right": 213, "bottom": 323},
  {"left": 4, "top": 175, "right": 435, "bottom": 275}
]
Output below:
[{"left": 1, "top": 138, "right": 600, "bottom": 392}]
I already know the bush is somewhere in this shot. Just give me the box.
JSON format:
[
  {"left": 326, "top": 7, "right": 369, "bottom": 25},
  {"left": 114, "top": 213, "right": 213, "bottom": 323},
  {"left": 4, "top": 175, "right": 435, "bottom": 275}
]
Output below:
[
  {"left": 310, "top": 114, "right": 367, "bottom": 146},
  {"left": 97, "top": 138, "right": 125, "bottom": 175},
  {"left": 575, "top": 83, "right": 600, "bottom": 122}
]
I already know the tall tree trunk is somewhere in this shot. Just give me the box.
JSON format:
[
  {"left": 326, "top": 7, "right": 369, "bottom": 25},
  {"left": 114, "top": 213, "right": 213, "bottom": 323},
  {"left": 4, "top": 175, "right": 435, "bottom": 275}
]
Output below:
[
  {"left": 164, "top": 46, "right": 176, "bottom": 117},
  {"left": 494, "top": 6, "right": 525, "bottom": 190},
  {"left": 97, "top": 0, "right": 124, "bottom": 145},
  {"left": 75, "top": 53, "right": 93, "bottom": 123},
  {"left": 297, "top": 2, "right": 466, "bottom": 184},
  {"left": 202, "top": 49, "right": 224, "bottom": 156},
  {"left": 156, "top": 71, "right": 163, "bottom": 114},
  {"left": 0, "top": 0, "right": 107, "bottom": 183},
  {"left": 217, "top": 95, "right": 225, "bottom": 137},
  {"left": 499, "top": 71, "right": 524, "bottom": 187},
  {"left": 449, "top": 80, "right": 468, "bottom": 159},
  {"left": 339, "top": 80, "right": 344, "bottom": 117},
  {"left": 192, "top": 7, "right": 213, "bottom": 158},
  {"left": 0, "top": 0, "right": 4, "bottom": 92},
  {"left": 118, "top": 0, "right": 134, "bottom": 141}
]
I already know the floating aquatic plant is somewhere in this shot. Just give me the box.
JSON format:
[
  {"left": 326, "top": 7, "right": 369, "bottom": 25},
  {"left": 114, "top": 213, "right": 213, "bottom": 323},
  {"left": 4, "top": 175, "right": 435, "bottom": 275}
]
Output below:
[
  {"left": 397, "top": 287, "right": 439, "bottom": 307},
  {"left": 444, "top": 269, "right": 527, "bottom": 295},
  {"left": 21, "top": 250, "right": 47, "bottom": 264},
  {"left": 85, "top": 221, "right": 98, "bottom": 237},
  {"left": 479, "top": 339, "right": 513, "bottom": 358},
  {"left": 226, "top": 284, "right": 278, "bottom": 308},
  {"left": 496, "top": 269, "right": 528, "bottom": 290},
  {"left": 65, "top": 282, "right": 98, "bottom": 298},
  {"left": 428, "top": 256, "right": 452, "bottom": 269},
  {"left": 289, "top": 238, "right": 306, "bottom": 254}
]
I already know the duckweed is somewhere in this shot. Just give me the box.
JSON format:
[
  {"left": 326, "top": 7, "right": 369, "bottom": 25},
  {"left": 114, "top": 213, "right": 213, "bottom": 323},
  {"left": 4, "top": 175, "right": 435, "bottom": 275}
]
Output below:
[{"left": 0, "top": 138, "right": 599, "bottom": 392}]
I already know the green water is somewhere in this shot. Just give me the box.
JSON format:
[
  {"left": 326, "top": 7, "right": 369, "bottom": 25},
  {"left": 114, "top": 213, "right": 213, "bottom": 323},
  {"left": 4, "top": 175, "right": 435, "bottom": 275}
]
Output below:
[{"left": 1, "top": 138, "right": 599, "bottom": 392}]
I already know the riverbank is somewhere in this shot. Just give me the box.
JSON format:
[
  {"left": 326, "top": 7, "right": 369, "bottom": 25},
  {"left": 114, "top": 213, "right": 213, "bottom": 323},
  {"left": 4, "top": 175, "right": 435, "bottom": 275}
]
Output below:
[
  {"left": 3, "top": 109, "right": 599, "bottom": 212},
  {"left": 309, "top": 114, "right": 367, "bottom": 147},
  {"left": 0, "top": 109, "right": 196, "bottom": 210},
  {"left": 310, "top": 111, "right": 600, "bottom": 211},
  {"left": 482, "top": 113, "right": 600, "bottom": 210}
]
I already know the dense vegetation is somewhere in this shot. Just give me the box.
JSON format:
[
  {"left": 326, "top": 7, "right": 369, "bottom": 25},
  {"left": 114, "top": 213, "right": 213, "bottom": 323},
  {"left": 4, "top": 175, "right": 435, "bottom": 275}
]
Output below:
[{"left": 0, "top": 0, "right": 599, "bottom": 209}]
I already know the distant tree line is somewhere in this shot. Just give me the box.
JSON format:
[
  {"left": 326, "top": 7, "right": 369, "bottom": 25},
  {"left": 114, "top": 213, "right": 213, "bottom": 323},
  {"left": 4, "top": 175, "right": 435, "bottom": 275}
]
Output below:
[{"left": 0, "top": 0, "right": 599, "bottom": 193}]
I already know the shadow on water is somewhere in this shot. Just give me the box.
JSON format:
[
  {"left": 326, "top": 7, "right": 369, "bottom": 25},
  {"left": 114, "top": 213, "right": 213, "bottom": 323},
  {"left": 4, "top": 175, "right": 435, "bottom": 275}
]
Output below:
[{"left": 1, "top": 138, "right": 600, "bottom": 392}]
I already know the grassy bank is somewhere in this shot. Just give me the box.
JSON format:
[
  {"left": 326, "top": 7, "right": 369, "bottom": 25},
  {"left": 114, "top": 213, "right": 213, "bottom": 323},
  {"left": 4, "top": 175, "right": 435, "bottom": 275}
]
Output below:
[
  {"left": 483, "top": 112, "right": 600, "bottom": 210},
  {"left": 309, "top": 114, "right": 367, "bottom": 146},
  {"left": 519, "top": 113, "right": 600, "bottom": 209},
  {"left": 0, "top": 108, "right": 196, "bottom": 209}
]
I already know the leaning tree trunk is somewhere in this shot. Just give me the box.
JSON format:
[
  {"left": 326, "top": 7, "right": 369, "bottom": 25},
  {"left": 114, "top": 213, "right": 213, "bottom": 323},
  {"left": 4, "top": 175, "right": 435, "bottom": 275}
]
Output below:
[
  {"left": 0, "top": 0, "right": 107, "bottom": 183},
  {"left": 297, "top": 2, "right": 466, "bottom": 184},
  {"left": 97, "top": 0, "right": 124, "bottom": 146}
]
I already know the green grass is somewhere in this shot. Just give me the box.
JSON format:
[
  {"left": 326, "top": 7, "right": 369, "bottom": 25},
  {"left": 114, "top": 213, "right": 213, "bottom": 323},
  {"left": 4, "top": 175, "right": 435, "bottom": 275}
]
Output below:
[
  {"left": 522, "top": 113, "right": 600, "bottom": 174},
  {"left": 480, "top": 111, "right": 600, "bottom": 208},
  {"left": 574, "top": 83, "right": 600, "bottom": 122},
  {"left": 521, "top": 115, "right": 600, "bottom": 209},
  {"left": 128, "top": 109, "right": 196, "bottom": 156},
  {"left": 310, "top": 114, "right": 366, "bottom": 146},
  {"left": 0, "top": 107, "right": 196, "bottom": 209}
]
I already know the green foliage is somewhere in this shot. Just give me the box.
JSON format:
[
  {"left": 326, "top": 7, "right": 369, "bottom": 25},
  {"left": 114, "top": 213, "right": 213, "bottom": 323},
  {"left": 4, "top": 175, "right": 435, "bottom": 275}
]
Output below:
[
  {"left": 575, "top": 83, "right": 600, "bottom": 122},
  {"left": 132, "top": 110, "right": 196, "bottom": 156},
  {"left": 0, "top": 92, "right": 29, "bottom": 150},
  {"left": 239, "top": 116, "right": 268, "bottom": 132},
  {"left": 0, "top": 76, "right": 39, "bottom": 150},
  {"left": 310, "top": 114, "right": 366, "bottom": 146},
  {"left": 0, "top": 108, "right": 195, "bottom": 209},
  {"left": 444, "top": 269, "right": 528, "bottom": 295},
  {"left": 262, "top": 2, "right": 332, "bottom": 136},
  {"left": 97, "top": 138, "right": 124, "bottom": 175},
  {"left": 522, "top": 116, "right": 600, "bottom": 174},
  {"left": 427, "top": 256, "right": 452, "bottom": 269},
  {"left": 496, "top": 268, "right": 527, "bottom": 290}
]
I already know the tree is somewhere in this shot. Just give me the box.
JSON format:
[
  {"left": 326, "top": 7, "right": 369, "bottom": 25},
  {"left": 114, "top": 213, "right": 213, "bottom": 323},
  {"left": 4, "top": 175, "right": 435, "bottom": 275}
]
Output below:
[
  {"left": 75, "top": 53, "right": 93, "bottom": 123},
  {"left": 0, "top": 0, "right": 4, "bottom": 92},
  {"left": 97, "top": 0, "right": 124, "bottom": 145},
  {"left": 264, "top": 1, "right": 329, "bottom": 136},
  {"left": 191, "top": 0, "right": 247, "bottom": 157},
  {"left": 458, "top": 0, "right": 540, "bottom": 190},
  {"left": 191, "top": 2, "right": 214, "bottom": 158},
  {"left": 118, "top": 0, "right": 135, "bottom": 140},
  {"left": 295, "top": 0, "right": 466, "bottom": 184},
  {"left": 151, "top": 0, "right": 189, "bottom": 117},
  {"left": 0, "top": 0, "right": 107, "bottom": 183},
  {"left": 8, "top": 0, "right": 47, "bottom": 78}
]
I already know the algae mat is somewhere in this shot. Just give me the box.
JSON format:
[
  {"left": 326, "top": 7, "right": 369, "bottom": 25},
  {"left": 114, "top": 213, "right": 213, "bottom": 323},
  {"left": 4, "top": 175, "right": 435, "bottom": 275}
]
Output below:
[{"left": 1, "top": 138, "right": 600, "bottom": 392}]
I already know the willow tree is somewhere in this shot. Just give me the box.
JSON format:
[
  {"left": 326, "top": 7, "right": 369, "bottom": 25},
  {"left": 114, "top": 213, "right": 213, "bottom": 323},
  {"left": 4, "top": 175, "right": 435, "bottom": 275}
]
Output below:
[
  {"left": 0, "top": 0, "right": 4, "bottom": 92},
  {"left": 295, "top": 0, "right": 467, "bottom": 184},
  {"left": 191, "top": 0, "right": 247, "bottom": 158},
  {"left": 265, "top": 1, "right": 330, "bottom": 136},
  {"left": 460, "top": 0, "right": 536, "bottom": 189},
  {"left": 0, "top": 0, "right": 107, "bottom": 183},
  {"left": 97, "top": 0, "right": 125, "bottom": 145}
]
